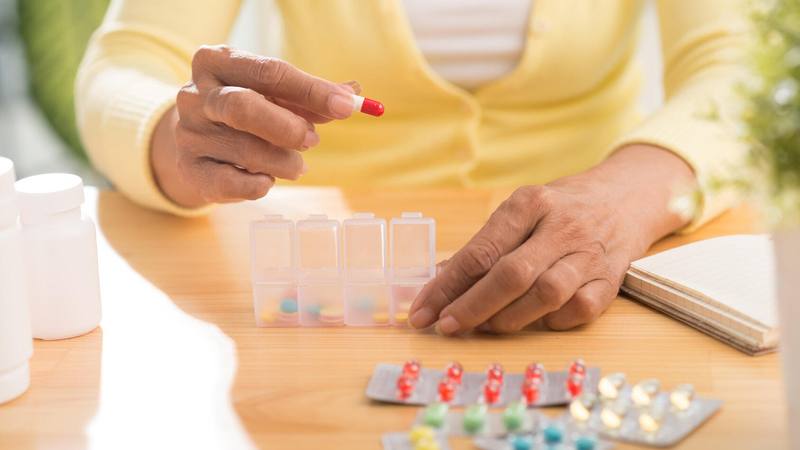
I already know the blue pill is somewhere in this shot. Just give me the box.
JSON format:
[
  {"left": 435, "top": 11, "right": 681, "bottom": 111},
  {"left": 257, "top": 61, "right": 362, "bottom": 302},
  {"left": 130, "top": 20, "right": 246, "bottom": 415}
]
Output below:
[
  {"left": 574, "top": 436, "right": 596, "bottom": 450},
  {"left": 511, "top": 435, "right": 533, "bottom": 450},
  {"left": 543, "top": 426, "right": 562, "bottom": 445},
  {"left": 355, "top": 297, "right": 375, "bottom": 311},
  {"left": 305, "top": 304, "right": 322, "bottom": 316},
  {"left": 279, "top": 298, "right": 298, "bottom": 313}
]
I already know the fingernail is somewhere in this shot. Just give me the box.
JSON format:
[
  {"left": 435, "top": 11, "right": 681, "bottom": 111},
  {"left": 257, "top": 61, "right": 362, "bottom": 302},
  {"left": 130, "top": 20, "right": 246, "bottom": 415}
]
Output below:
[
  {"left": 302, "top": 130, "right": 319, "bottom": 148},
  {"left": 342, "top": 80, "right": 362, "bottom": 95},
  {"left": 435, "top": 315, "right": 460, "bottom": 336},
  {"left": 328, "top": 93, "right": 355, "bottom": 119},
  {"left": 409, "top": 307, "right": 436, "bottom": 329},
  {"left": 301, "top": 161, "right": 309, "bottom": 175}
]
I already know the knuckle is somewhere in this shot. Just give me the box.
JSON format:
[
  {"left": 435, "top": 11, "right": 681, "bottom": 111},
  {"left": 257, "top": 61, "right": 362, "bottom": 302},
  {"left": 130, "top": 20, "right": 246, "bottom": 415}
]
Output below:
[
  {"left": 211, "top": 88, "right": 253, "bottom": 127},
  {"left": 192, "top": 44, "right": 226, "bottom": 72},
  {"left": 243, "top": 176, "right": 273, "bottom": 200},
  {"left": 490, "top": 315, "right": 524, "bottom": 334},
  {"left": 508, "top": 185, "right": 544, "bottom": 208},
  {"left": 176, "top": 83, "right": 199, "bottom": 112},
  {"left": 571, "top": 292, "right": 603, "bottom": 322},
  {"left": 534, "top": 272, "right": 568, "bottom": 310},
  {"left": 251, "top": 57, "right": 289, "bottom": 86},
  {"left": 270, "top": 115, "right": 305, "bottom": 148},
  {"left": 494, "top": 256, "right": 534, "bottom": 292},
  {"left": 460, "top": 238, "right": 502, "bottom": 278},
  {"left": 284, "top": 153, "right": 304, "bottom": 180}
]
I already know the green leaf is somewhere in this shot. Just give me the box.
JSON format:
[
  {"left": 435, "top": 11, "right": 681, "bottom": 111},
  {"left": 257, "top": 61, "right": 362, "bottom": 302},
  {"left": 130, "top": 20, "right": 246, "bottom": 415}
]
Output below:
[{"left": 17, "top": 0, "right": 111, "bottom": 159}]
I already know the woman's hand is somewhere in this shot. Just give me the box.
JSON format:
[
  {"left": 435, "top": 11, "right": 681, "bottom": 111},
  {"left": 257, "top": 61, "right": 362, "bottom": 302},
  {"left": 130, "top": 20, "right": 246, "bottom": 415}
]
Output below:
[
  {"left": 408, "top": 145, "right": 697, "bottom": 335},
  {"left": 151, "top": 45, "right": 358, "bottom": 208}
]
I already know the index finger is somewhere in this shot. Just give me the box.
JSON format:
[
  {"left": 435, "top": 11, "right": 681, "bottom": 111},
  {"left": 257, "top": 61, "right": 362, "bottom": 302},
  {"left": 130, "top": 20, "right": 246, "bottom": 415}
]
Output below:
[
  {"left": 192, "top": 45, "right": 356, "bottom": 120},
  {"left": 407, "top": 187, "right": 549, "bottom": 329}
]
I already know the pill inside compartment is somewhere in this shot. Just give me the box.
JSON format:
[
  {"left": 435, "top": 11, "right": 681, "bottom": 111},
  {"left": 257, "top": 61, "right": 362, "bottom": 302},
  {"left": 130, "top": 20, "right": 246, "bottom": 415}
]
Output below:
[
  {"left": 390, "top": 212, "right": 436, "bottom": 325},
  {"left": 343, "top": 213, "right": 389, "bottom": 326},
  {"left": 296, "top": 214, "right": 343, "bottom": 327},
  {"left": 250, "top": 215, "right": 297, "bottom": 327}
]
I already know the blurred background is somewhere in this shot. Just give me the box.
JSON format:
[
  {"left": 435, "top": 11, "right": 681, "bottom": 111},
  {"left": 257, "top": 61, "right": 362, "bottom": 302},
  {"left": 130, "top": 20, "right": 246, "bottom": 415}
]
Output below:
[{"left": 0, "top": 0, "right": 663, "bottom": 187}]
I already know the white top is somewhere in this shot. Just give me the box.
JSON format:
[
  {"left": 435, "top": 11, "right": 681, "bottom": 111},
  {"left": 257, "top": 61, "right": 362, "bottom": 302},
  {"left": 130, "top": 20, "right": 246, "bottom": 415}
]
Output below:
[
  {"left": 401, "top": 0, "right": 532, "bottom": 90},
  {"left": 15, "top": 173, "right": 85, "bottom": 224}
]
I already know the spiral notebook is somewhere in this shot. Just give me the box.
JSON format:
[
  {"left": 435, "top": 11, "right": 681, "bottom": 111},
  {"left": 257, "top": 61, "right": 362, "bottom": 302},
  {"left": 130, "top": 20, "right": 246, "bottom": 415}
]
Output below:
[{"left": 621, "top": 234, "right": 778, "bottom": 355}]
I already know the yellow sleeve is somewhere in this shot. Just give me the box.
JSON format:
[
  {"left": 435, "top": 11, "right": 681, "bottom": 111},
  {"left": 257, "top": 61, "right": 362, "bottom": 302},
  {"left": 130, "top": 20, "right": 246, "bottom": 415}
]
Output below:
[
  {"left": 75, "top": 0, "right": 242, "bottom": 215},
  {"left": 612, "top": 0, "right": 750, "bottom": 232}
]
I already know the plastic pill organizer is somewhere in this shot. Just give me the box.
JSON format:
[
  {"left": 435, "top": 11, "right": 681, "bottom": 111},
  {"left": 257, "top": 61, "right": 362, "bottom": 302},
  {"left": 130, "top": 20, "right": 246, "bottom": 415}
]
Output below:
[{"left": 250, "top": 212, "right": 435, "bottom": 327}]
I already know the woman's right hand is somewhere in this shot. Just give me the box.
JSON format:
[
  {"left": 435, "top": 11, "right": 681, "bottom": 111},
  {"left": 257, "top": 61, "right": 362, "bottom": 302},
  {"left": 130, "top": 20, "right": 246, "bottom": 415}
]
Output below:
[{"left": 150, "top": 45, "right": 358, "bottom": 208}]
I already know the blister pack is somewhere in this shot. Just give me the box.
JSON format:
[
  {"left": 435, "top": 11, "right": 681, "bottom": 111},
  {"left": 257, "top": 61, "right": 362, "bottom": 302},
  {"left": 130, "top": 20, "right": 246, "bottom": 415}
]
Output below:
[
  {"left": 382, "top": 426, "right": 451, "bottom": 450},
  {"left": 562, "top": 376, "right": 721, "bottom": 447},
  {"left": 366, "top": 360, "right": 600, "bottom": 407}
]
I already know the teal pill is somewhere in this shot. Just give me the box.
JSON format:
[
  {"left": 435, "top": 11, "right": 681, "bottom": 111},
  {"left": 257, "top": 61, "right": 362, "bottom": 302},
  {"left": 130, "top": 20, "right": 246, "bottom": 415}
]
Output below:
[
  {"left": 543, "top": 426, "right": 562, "bottom": 445},
  {"left": 511, "top": 435, "right": 533, "bottom": 450},
  {"left": 305, "top": 304, "right": 321, "bottom": 316},
  {"left": 355, "top": 297, "right": 375, "bottom": 311},
  {"left": 462, "top": 403, "right": 488, "bottom": 434},
  {"left": 279, "top": 298, "right": 298, "bottom": 313},
  {"left": 422, "top": 402, "right": 449, "bottom": 428},
  {"left": 502, "top": 401, "right": 526, "bottom": 431},
  {"left": 574, "top": 436, "right": 596, "bottom": 450}
]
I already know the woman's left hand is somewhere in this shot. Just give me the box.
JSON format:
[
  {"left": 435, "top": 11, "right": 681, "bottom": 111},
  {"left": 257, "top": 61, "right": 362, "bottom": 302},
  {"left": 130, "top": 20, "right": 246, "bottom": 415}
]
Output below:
[{"left": 407, "top": 145, "right": 697, "bottom": 335}]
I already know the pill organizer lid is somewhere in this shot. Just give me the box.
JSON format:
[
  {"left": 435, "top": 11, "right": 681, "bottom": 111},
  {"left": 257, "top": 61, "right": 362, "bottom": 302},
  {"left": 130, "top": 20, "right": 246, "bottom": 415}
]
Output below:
[
  {"left": 390, "top": 211, "right": 435, "bottom": 279},
  {"left": 15, "top": 173, "right": 84, "bottom": 222},
  {"left": 250, "top": 214, "right": 295, "bottom": 280},
  {"left": 296, "top": 214, "right": 340, "bottom": 274},
  {"left": 343, "top": 212, "right": 386, "bottom": 274}
]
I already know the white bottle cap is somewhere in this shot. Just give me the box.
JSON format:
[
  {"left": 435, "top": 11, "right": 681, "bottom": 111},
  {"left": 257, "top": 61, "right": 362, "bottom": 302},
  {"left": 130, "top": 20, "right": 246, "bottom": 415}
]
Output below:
[
  {"left": 15, "top": 173, "right": 84, "bottom": 224},
  {"left": 0, "top": 158, "right": 18, "bottom": 227},
  {"left": 0, "top": 157, "right": 15, "bottom": 200}
]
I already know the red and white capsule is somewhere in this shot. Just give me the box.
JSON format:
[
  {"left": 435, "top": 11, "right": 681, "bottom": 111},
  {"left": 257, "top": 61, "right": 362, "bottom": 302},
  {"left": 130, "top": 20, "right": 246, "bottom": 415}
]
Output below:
[{"left": 352, "top": 95, "right": 385, "bottom": 117}]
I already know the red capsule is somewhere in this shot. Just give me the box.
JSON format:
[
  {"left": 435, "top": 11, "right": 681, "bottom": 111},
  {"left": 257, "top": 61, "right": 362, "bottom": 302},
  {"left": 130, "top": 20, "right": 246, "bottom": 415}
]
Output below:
[
  {"left": 396, "top": 375, "right": 415, "bottom": 400},
  {"left": 566, "top": 373, "right": 583, "bottom": 398},
  {"left": 445, "top": 361, "right": 464, "bottom": 384},
  {"left": 522, "top": 377, "right": 541, "bottom": 405},
  {"left": 402, "top": 360, "right": 421, "bottom": 380},
  {"left": 484, "top": 380, "right": 502, "bottom": 404},
  {"left": 353, "top": 95, "right": 385, "bottom": 117},
  {"left": 438, "top": 378, "right": 456, "bottom": 403},
  {"left": 525, "top": 362, "right": 545, "bottom": 381},
  {"left": 568, "top": 358, "right": 586, "bottom": 378},
  {"left": 486, "top": 363, "right": 504, "bottom": 384}
]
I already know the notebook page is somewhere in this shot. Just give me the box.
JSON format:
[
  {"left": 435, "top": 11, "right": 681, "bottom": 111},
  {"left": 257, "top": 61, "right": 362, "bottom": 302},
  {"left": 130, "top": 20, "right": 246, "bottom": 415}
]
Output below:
[{"left": 629, "top": 234, "right": 777, "bottom": 328}]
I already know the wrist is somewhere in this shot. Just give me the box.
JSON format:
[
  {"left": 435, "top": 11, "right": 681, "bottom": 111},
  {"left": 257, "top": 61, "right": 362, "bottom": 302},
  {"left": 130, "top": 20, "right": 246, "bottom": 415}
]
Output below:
[
  {"left": 564, "top": 144, "right": 697, "bottom": 253},
  {"left": 607, "top": 145, "right": 697, "bottom": 242}
]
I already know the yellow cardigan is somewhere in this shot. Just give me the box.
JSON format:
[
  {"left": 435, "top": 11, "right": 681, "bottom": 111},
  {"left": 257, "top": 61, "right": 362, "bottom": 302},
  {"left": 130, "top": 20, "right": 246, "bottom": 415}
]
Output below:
[{"left": 75, "top": 0, "right": 748, "bottom": 229}]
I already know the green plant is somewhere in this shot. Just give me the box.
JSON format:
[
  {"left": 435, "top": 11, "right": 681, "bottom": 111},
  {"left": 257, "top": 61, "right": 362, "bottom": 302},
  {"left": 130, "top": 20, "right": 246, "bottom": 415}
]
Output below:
[
  {"left": 742, "top": 0, "right": 800, "bottom": 224},
  {"left": 17, "top": 0, "right": 110, "bottom": 159}
]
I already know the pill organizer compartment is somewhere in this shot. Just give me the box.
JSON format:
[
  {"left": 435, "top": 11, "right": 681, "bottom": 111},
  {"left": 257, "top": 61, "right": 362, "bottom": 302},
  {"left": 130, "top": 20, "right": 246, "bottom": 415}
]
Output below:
[
  {"left": 389, "top": 282, "right": 426, "bottom": 326},
  {"left": 343, "top": 213, "right": 390, "bottom": 326},
  {"left": 390, "top": 212, "right": 436, "bottom": 326},
  {"left": 296, "top": 214, "right": 343, "bottom": 327},
  {"left": 253, "top": 283, "right": 298, "bottom": 327},
  {"left": 250, "top": 215, "right": 297, "bottom": 327}
]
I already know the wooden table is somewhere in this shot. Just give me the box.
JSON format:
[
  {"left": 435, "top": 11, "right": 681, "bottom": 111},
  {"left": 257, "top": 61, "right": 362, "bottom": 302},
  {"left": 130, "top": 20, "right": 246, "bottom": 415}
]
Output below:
[{"left": 0, "top": 187, "right": 786, "bottom": 450}]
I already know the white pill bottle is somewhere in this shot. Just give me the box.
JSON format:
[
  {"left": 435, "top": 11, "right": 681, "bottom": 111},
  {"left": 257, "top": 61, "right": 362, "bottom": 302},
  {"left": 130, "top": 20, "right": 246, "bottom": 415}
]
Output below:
[
  {"left": 15, "top": 173, "right": 101, "bottom": 340},
  {"left": 0, "top": 157, "right": 32, "bottom": 403}
]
